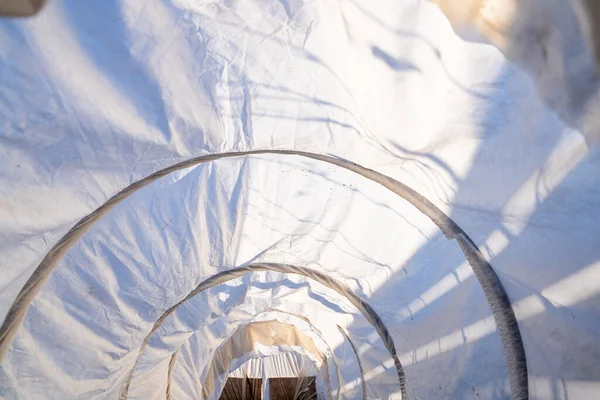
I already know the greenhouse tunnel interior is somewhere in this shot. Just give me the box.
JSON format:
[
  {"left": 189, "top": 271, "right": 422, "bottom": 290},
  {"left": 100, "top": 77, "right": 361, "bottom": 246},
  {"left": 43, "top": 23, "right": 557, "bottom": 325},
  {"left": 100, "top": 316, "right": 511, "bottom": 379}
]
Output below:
[{"left": 0, "top": 0, "right": 600, "bottom": 399}]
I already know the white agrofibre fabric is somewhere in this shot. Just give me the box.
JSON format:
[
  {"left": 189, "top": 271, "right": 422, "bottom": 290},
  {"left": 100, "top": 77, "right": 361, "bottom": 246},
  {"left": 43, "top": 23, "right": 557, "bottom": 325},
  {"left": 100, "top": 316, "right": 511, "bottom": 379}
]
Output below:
[{"left": 0, "top": 0, "right": 600, "bottom": 399}]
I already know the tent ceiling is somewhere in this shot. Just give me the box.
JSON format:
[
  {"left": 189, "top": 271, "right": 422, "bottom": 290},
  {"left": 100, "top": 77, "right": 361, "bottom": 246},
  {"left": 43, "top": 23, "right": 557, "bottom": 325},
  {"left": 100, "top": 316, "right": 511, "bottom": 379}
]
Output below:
[{"left": 1, "top": 1, "right": 600, "bottom": 399}]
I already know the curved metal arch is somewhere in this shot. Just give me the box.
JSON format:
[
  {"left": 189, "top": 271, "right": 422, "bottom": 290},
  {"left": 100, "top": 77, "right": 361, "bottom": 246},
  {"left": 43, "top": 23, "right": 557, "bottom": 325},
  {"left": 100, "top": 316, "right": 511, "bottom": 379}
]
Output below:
[
  {"left": 337, "top": 325, "right": 367, "bottom": 400},
  {"left": 0, "top": 150, "right": 528, "bottom": 400},
  {"left": 166, "top": 349, "right": 179, "bottom": 400},
  {"left": 120, "top": 263, "right": 404, "bottom": 399}
]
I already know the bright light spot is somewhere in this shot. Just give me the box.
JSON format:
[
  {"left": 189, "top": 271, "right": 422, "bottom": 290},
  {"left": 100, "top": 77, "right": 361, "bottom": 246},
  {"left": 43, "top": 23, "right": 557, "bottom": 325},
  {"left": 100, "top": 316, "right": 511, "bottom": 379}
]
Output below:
[
  {"left": 400, "top": 259, "right": 600, "bottom": 367},
  {"left": 399, "top": 315, "right": 497, "bottom": 366},
  {"left": 530, "top": 376, "right": 600, "bottom": 399},
  {"left": 502, "top": 133, "right": 587, "bottom": 233},
  {"left": 513, "top": 260, "right": 600, "bottom": 320},
  {"left": 405, "top": 261, "right": 473, "bottom": 317}
]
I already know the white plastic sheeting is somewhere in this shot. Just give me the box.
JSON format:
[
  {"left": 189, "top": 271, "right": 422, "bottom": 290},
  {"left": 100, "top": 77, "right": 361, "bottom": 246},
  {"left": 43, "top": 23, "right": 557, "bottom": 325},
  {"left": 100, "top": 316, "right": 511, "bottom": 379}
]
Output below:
[{"left": 0, "top": 0, "right": 600, "bottom": 399}]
